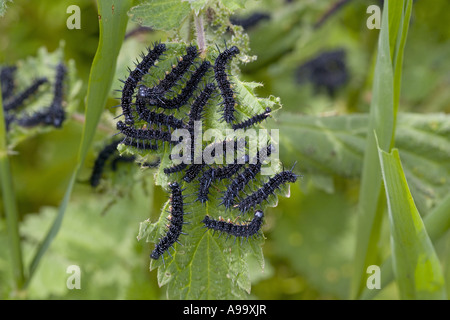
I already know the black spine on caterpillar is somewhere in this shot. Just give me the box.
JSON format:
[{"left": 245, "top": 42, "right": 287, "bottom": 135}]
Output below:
[
  {"left": 156, "top": 45, "right": 198, "bottom": 93},
  {"left": 121, "top": 43, "right": 166, "bottom": 125},
  {"left": 196, "top": 155, "right": 249, "bottom": 203},
  {"left": 232, "top": 107, "right": 272, "bottom": 130},
  {"left": 214, "top": 154, "right": 249, "bottom": 181},
  {"left": 90, "top": 140, "right": 121, "bottom": 187},
  {"left": 3, "top": 77, "right": 48, "bottom": 112},
  {"left": 51, "top": 63, "right": 66, "bottom": 108},
  {"left": 164, "top": 162, "right": 188, "bottom": 175},
  {"left": 202, "top": 210, "right": 264, "bottom": 240},
  {"left": 237, "top": 170, "right": 298, "bottom": 214},
  {"left": 178, "top": 83, "right": 217, "bottom": 181},
  {"left": 213, "top": 46, "right": 240, "bottom": 123},
  {"left": 48, "top": 63, "right": 67, "bottom": 128},
  {"left": 16, "top": 105, "right": 63, "bottom": 128},
  {"left": 195, "top": 138, "right": 247, "bottom": 186},
  {"left": 196, "top": 168, "right": 215, "bottom": 203},
  {"left": 140, "top": 60, "right": 211, "bottom": 110},
  {"left": 182, "top": 85, "right": 232, "bottom": 183},
  {"left": 220, "top": 144, "right": 272, "bottom": 209},
  {"left": 116, "top": 120, "right": 178, "bottom": 145},
  {"left": 187, "top": 82, "right": 216, "bottom": 132},
  {"left": 121, "top": 138, "right": 158, "bottom": 151},
  {"left": 150, "top": 182, "right": 186, "bottom": 261},
  {"left": 16, "top": 109, "right": 47, "bottom": 127},
  {"left": 1, "top": 66, "right": 17, "bottom": 100},
  {"left": 202, "top": 138, "right": 246, "bottom": 164},
  {"left": 183, "top": 163, "right": 205, "bottom": 183},
  {"left": 135, "top": 93, "right": 185, "bottom": 129}
]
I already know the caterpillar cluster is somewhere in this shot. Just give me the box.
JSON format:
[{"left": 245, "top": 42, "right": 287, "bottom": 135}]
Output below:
[
  {"left": 89, "top": 139, "right": 159, "bottom": 188},
  {"left": 295, "top": 49, "right": 349, "bottom": 97},
  {"left": 120, "top": 43, "right": 166, "bottom": 125},
  {"left": 220, "top": 144, "right": 273, "bottom": 210},
  {"left": 115, "top": 43, "right": 212, "bottom": 152},
  {"left": 113, "top": 42, "right": 297, "bottom": 263},
  {"left": 1, "top": 62, "right": 67, "bottom": 131},
  {"left": 238, "top": 169, "right": 298, "bottom": 214}
]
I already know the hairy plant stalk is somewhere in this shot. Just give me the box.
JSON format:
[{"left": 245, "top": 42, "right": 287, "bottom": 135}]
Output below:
[{"left": 194, "top": 13, "right": 206, "bottom": 55}]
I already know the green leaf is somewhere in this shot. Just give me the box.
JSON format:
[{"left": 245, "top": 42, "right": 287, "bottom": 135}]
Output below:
[
  {"left": 271, "top": 112, "right": 367, "bottom": 179},
  {"left": 220, "top": 0, "right": 246, "bottom": 12},
  {"left": 233, "top": 79, "right": 282, "bottom": 119},
  {"left": 271, "top": 112, "right": 450, "bottom": 213},
  {"left": 188, "top": 0, "right": 209, "bottom": 15},
  {"left": 377, "top": 146, "right": 446, "bottom": 299},
  {"left": 128, "top": 0, "right": 191, "bottom": 31}
]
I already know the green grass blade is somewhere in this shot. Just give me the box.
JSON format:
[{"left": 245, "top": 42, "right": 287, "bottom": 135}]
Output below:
[
  {"left": 388, "top": 0, "right": 404, "bottom": 59},
  {"left": 26, "top": 171, "right": 76, "bottom": 285},
  {"left": 0, "top": 87, "right": 25, "bottom": 291},
  {"left": 360, "top": 193, "right": 450, "bottom": 299},
  {"left": 351, "top": 1, "right": 394, "bottom": 298},
  {"left": 352, "top": 0, "right": 413, "bottom": 298},
  {"left": 77, "top": 0, "right": 133, "bottom": 168},
  {"left": 377, "top": 146, "right": 447, "bottom": 299},
  {"left": 392, "top": 0, "right": 413, "bottom": 133},
  {"left": 25, "top": 0, "right": 133, "bottom": 287}
]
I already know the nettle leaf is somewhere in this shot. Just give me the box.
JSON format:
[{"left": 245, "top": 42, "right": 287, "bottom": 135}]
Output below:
[
  {"left": 125, "top": 43, "right": 288, "bottom": 299},
  {"left": 128, "top": 0, "right": 191, "bottom": 31},
  {"left": 5, "top": 43, "right": 82, "bottom": 148},
  {"left": 272, "top": 112, "right": 450, "bottom": 213},
  {"left": 140, "top": 182, "right": 268, "bottom": 299},
  {"left": 187, "top": 0, "right": 209, "bottom": 15},
  {"left": 233, "top": 78, "right": 282, "bottom": 121},
  {"left": 219, "top": 0, "right": 246, "bottom": 12}
]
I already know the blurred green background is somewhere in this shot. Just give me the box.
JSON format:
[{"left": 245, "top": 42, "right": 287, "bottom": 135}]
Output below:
[{"left": 0, "top": 0, "right": 449, "bottom": 299}]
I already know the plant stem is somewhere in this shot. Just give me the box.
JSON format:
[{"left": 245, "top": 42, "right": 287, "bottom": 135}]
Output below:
[
  {"left": 0, "top": 87, "right": 25, "bottom": 291},
  {"left": 194, "top": 13, "right": 206, "bottom": 55}
]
